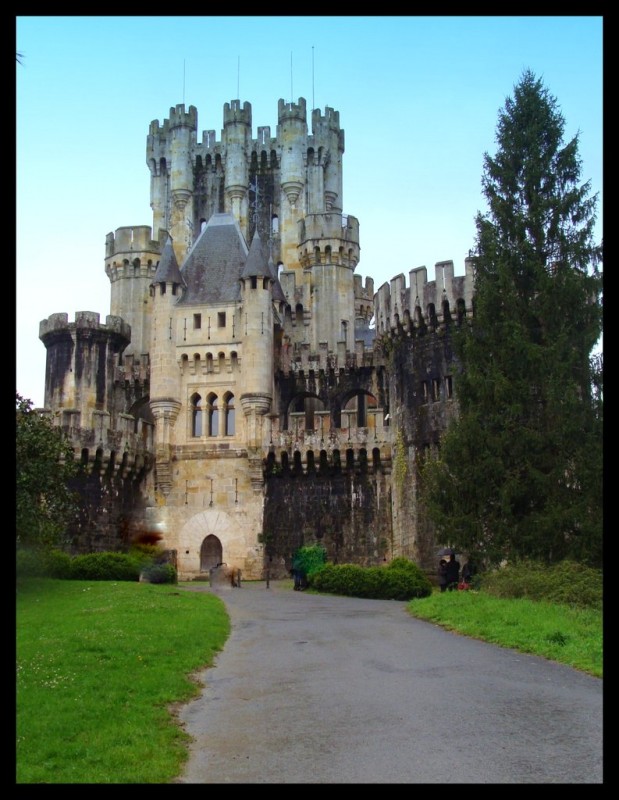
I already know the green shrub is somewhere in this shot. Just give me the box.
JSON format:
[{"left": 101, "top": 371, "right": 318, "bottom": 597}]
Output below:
[
  {"left": 16, "top": 547, "right": 73, "bottom": 579},
  {"left": 480, "top": 559, "right": 602, "bottom": 609},
  {"left": 69, "top": 552, "right": 143, "bottom": 581},
  {"left": 139, "top": 562, "right": 178, "bottom": 584},
  {"left": 294, "top": 545, "right": 327, "bottom": 578},
  {"left": 309, "top": 560, "right": 432, "bottom": 600}
]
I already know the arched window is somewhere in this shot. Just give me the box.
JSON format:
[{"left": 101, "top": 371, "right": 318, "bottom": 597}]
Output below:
[
  {"left": 223, "top": 392, "right": 235, "bottom": 436},
  {"left": 191, "top": 393, "right": 202, "bottom": 437},
  {"left": 207, "top": 393, "right": 219, "bottom": 437}
]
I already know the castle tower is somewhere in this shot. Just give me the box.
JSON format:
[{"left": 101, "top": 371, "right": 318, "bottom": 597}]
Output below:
[
  {"left": 104, "top": 225, "right": 162, "bottom": 363},
  {"left": 311, "top": 106, "right": 345, "bottom": 212},
  {"left": 39, "top": 312, "right": 131, "bottom": 430},
  {"left": 148, "top": 237, "right": 185, "bottom": 496},
  {"left": 146, "top": 105, "right": 198, "bottom": 266},
  {"left": 277, "top": 98, "right": 308, "bottom": 269},
  {"left": 297, "top": 212, "right": 361, "bottom": 351},
  {"left": 223, "top": 100, "right": 252, "bottom": 236}
]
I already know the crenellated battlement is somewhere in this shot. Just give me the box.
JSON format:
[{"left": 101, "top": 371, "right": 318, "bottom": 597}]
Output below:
[
  {"left": 374, "top": 258, "right": 476, "bottom": 335},
  {"left": 223, "top": 100, "right": 252, "bottom": 127},
  {"left": 278, "top": 338, "right": 376, "bottom": 376},
  {"left": 278, "top": 97, "right": 307, "bottom": 124},
  {"left": 39, "top": 311, "right": 132, "bottom": 341},
  {"left": 297, "top": 213, "right": 360, "bottom": 270},
  {"left": 167, "top": 103, "right": 198, "bottom": 131},
  {"left": 354, "top": 274, "right": 375, "bottom": 302},
  {"left": 105, "top": 226, "right": 163, "bottom": 259},
  {"left": 148, "top": 104, "right": 198, "bottom": 136},
  {"left": 311, "top": 105, "right": 341, "bottom": 131}
]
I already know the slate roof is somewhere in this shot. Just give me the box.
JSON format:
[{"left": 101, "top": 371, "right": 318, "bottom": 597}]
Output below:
[
  {"left": 152, "top": 236, "right": 185, "bottom": 286},
  {"left": 178, "top": 213, "right": 248, "bottom": 305}
]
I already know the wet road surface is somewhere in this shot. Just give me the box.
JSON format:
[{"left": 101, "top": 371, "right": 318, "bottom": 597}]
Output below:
[{"left": 175, "top": 581, "right": 603, "bottom": 784}]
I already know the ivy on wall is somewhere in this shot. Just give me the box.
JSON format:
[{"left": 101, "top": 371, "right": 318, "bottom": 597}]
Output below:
[{"left": 393, "top": 428, "right": 408, "bottom": 496}]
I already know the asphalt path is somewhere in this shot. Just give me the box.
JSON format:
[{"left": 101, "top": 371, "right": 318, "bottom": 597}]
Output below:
[{"left": 175, "top": 581, "right": 603, "bottom": 784}]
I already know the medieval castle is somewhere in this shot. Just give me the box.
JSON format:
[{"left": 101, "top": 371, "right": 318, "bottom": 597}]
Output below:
[{"left": 39, "top": 97, "right": 475, "bottom": 580}]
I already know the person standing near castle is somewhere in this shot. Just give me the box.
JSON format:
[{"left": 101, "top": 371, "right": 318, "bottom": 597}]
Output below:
[
  {"left": 445, "top": 553, "right": 461, "bottom": 591},
  {"left": 438, "top": 558, "right": 449, "bottom": 592}
]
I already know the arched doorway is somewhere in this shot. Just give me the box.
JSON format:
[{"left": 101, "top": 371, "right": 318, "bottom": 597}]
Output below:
[{"left": 200, "top": 534, "right": 222, "bottom": 572}]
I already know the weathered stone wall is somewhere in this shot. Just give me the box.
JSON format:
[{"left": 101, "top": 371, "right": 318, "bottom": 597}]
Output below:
[
  {"left": 263, "top": 467, "right": 393, "bottom": 576},
  {"left": 385, "top": 328, "right": 461, "bottom": 572}
]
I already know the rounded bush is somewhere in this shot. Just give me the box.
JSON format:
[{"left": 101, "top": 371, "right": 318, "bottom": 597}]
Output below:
[
  {"left": 69, "top": 552, "right": 142, "bottom": 581},
  {"left": 140, "top": 563, "right": 178, "bottom": 584}
]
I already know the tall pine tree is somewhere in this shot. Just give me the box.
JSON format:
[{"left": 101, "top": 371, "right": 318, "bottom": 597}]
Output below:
[{"left": 421, "top": 70, "right": 602, "bottom": 568}]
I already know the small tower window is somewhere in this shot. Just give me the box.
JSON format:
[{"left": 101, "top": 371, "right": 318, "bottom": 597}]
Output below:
[
  {"left": 224, "top": 392, "right": 235, "bottom": 436},
  {"left": 191, "top": 394, "right": 202, "bottom": 437},
  {"left": 207, "top": 394, "right": 219, "bottom": 437},
  {"left": 194, "top": 314, "right": 202, "bottom": 330},
  {"left": 218, "top": 312, "right": 226, "bottom": 328}
]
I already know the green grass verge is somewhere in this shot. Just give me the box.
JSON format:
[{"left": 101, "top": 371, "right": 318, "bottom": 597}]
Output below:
[
  {"left": 16, "top": 579, "right": 229, "bottom": 784},
  {"left": 407, "top": 589, "right": 602, "bottom": 678}
]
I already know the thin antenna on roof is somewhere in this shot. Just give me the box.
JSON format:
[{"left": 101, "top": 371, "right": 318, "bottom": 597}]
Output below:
[
  {"left": 183, "top": 59, "right": 186, "bottom": 105},
  {"left": 312, "top": 46, "right": 315, "bottom": 110},
  {"left": 290, "top": 52, "right": 293, "bottom": 103},
  {"left": 237, "top": 56, "right": 240, "bottom": 99}
]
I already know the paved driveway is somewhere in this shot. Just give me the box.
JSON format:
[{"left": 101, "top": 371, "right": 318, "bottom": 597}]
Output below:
[{"left": 176, "top": 581, "right": 603, "bottom": 784}]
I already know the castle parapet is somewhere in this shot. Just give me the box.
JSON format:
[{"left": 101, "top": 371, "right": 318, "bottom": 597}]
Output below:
[
  {"left": 39, "top": 312, "right": 131, "bottom": 341},
  {"left": 224, "top": 100, "right": 252, "bottom": 127},
  {"left": 374, "top": 257, "right": 475, "bottom": 335},
  {"left": 278, "top": 97, "right": 307, "bottom": 124},
  {"left": 105, "top": 226, "right": 162, "bottom": 258},
  {"left": 297, "top": 213, "right": 360, "bottom": 269}
]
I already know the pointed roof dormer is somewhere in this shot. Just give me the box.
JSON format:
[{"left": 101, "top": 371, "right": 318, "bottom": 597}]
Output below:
[
  {"left": 241, "top": 229, "right": 272, "bottom": 281},
  {"left": 152, "top": 236, "right": 185, "bottom": 287}
]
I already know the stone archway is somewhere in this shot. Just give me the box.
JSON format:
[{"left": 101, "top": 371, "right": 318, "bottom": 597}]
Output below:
[
  {"left": 178, "top": 509, "right": 249, "bottom": 579},
  {"left": 200, "top": 534, "right": 222, "bottom": 572}
]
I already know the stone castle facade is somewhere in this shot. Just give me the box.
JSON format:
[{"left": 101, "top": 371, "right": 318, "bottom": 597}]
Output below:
[{"left": 39, "top": 98, "right": 474, "bottom": 580}]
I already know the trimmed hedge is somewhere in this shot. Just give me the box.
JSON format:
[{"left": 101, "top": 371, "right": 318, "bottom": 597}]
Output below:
[
  {"left": 16, "top": 548, "right": 177, "bottom": 584},
  {"left": 309, "top": 558, "right": 432, "bottom": 600}
]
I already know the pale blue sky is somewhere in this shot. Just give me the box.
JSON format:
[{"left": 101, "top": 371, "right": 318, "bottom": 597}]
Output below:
[{"left": 16, "top": 15, "right": 603, "bottom": 407}]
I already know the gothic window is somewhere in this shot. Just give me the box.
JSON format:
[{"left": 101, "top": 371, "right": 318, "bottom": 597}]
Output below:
[
  {"left": 230, "top": 351, "right": 239, "bottom": 372},
  {"left": 223, "top": 392, "right": 235, "bottom": 436},
  {"left": 207, "top": 393, "right": 219, "bottom": 437},
  {"left": 218, "top": 352, "right": 225, "bottom": 372},
  {"left": 191, "top": 393, "right": 203, "bottom": 437},
  {"left": 206, "top": 353, "right": 214, "bottom": 373},
  {"left": 342, "top": 391, "right": 376, "bottom": 428}
]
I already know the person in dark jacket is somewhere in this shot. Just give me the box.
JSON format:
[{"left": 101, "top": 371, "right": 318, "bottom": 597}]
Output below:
[
  {"left": 445, "top": 553, "right": 460, "bottom": 591},
  {"left": 438, "top": 558, "right": 449, "bottom": 593}
]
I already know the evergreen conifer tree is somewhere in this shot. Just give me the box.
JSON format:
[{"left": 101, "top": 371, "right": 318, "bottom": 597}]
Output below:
[{"left": 421, "top": 70, "right": 602, "bottom": 568}]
